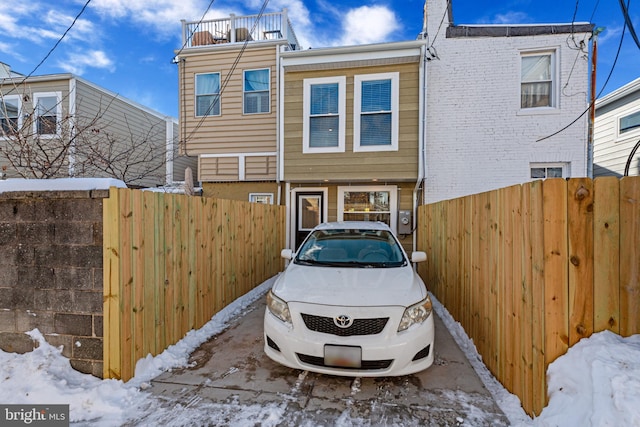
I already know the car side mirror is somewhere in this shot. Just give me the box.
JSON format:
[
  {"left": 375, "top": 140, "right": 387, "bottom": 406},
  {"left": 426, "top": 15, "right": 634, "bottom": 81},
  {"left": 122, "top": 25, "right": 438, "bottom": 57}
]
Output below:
[
  {"left": 281, "top": 249, "right": 293, "bottom": 260},
  {"left": 411, "top": 251, "right": 427, "bottom": 263}
]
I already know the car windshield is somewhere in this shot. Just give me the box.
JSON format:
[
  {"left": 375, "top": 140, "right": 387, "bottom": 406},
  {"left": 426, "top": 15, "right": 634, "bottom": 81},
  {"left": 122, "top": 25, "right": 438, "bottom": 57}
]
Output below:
[{"left": 294, "top": 228, "right": 407, "bottom": 268}]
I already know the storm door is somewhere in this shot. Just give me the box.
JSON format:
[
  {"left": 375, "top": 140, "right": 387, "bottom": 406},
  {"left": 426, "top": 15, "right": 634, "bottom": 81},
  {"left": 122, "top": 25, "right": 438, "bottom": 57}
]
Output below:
[{"left": 295, "top": 192, "right": 324, "bottom": 249}]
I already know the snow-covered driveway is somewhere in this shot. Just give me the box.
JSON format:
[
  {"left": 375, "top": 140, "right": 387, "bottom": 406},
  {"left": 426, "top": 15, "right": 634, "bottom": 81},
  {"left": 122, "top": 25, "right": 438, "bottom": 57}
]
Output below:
[{"left": 130, "top": 290, "right": 510, "bottom": 426}]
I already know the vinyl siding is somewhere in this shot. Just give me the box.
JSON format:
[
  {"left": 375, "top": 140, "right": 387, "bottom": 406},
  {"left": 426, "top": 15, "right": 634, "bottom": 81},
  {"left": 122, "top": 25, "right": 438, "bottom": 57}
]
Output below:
[
  {"left": 594, "top": 87, "right": 640, "bottom": 177},
  {"left": 74, "top": 80, "right": 168, "bottom": 187},
  {"left": 180, "top": 45, "right": 278, "bottom": 156},
  {"left": 283, "top": 63, "right": 420, "bottom": 182}
]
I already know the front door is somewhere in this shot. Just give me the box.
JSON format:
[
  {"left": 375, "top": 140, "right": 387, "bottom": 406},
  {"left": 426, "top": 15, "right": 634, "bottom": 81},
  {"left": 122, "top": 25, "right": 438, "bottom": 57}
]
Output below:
[{"left": 295, "top": 192, "right": 324, "bottom": 249}]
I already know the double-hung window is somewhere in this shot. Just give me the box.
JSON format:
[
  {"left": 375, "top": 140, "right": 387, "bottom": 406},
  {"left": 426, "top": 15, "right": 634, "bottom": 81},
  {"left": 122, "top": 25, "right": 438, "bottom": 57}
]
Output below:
[
  {"left": 619, "top": 110, "right": 640, "bottom": 135},
  {"left": 354, "top": 73, "right": 399, "bottom": 152},
  {"left": 33, "top": 92, "right": 61, "bottom": 136},
  {"left": 0, "top": 95, "right": 20, "bottom": 137},
  {"left": 521, "top": 52, "right": 555, "bottom": 109},
  {"left": 244, "top": 69, "right": 270, "bottom": 114},
  {"left": 303, "top": 76, "right": 345, "bottom": 153},
  {"left": 195, "top": 72, "right": 221, "bottom": 116}
]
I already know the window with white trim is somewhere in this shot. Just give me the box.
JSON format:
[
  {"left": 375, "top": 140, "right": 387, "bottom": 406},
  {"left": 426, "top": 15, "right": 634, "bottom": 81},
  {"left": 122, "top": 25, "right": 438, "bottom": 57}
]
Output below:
[
  {"left": 244, "top": 69, "right": 270, "bottom": 114},
  {"left": 354, "top": 72, "right": 399, "bottom": 152},
  {"left": 521, "top": 53, "right": 555, "bottom": 109},
  {"left": 338, "top": 185, "right": 398, "bottom": 231},
  {"left": 619, "top": 110, "right": 640, "bottom": 135},
  {"left": 0, "top": 95, "right": 20, "bottom": 137},
  {"left": 33, "top": 92, "right": 61, "bottom": 136},
  {"left": 530, "top": 162, "right": 569, "bottom": 179},
  {"left": 303, "top": 76, "right": 346, "bottom": 153},
  {"left": 249, "top": 193, "right": 273, "bottom": 204},
  {"left": 195, "top": 73, "right": 221, "bottom": 116}
]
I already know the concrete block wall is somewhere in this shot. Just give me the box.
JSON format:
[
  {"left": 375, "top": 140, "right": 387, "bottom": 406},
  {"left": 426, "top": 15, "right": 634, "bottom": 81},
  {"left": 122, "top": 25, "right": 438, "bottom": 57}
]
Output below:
[{"left": 0, "top": 190, "right": 107, "bottom": 377}]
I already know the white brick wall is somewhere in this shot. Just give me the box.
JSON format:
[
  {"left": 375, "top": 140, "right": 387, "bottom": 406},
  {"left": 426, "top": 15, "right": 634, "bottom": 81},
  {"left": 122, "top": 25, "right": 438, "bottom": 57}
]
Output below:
[{"left": 423, "top": 0, "right": 591, "bottom": 203}]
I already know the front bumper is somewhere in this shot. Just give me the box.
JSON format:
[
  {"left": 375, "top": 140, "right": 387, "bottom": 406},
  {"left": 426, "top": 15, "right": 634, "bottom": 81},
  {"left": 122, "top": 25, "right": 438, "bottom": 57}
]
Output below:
[{"left": 263, "top": 302, "right": 435, "bottom": 377}]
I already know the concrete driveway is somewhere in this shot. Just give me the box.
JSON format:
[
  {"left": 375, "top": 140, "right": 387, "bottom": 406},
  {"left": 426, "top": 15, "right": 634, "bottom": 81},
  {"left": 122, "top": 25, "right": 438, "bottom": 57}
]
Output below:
[{"left": 138, "top": 297, "right": 509, "bottom": 426}]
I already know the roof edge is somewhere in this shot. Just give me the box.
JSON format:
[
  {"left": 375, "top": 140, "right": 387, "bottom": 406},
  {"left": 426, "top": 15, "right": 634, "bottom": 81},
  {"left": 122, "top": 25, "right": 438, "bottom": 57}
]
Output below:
[{"left": 447, "top": 23, "right": 594, "bottom": 38}]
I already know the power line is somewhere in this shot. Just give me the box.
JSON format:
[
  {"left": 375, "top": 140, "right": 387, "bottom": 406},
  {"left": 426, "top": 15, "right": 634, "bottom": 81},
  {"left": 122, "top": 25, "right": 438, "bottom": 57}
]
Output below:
[
  {"left": 11, "top": 0, "right": 93, "bottom": 91},
  {"left": 536, "top": 23, "right": 626, "bottom": 142},
  {"left": 183, "top": 0, "right": 271, "bottom": 142},
  {"left": 172, "top": 0, "right": 218, "bottom": 62},
  {"left": 618, "top": 0, "right": 640, "bottom": 49}
]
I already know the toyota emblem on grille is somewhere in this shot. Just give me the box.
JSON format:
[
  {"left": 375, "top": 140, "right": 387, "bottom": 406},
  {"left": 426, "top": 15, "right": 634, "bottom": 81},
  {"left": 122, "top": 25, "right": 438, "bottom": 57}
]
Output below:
[{"left": 334, "top": 315, "right": 353, "bottom": 328}]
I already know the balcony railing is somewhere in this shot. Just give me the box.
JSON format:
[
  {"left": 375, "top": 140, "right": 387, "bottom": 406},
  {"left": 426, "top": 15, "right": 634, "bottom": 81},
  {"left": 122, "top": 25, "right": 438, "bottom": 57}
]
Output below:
[{"left": 181, "top": 9, "right": 301, "bottom": 51}]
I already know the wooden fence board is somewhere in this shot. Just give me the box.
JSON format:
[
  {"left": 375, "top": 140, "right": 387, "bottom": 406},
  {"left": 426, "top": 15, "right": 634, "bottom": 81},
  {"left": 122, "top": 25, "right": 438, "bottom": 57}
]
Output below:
[
  {"left": 416, "top": 176, "right": 640, "bottom": 416},
  {"left": 103, "top": 188, "right": 286, "bottom": 382},
  {"left": 542, "top": 179, "right": 569, "bottom": 366},
  {"left": 620, "top": 177, "right": 640, "bottom": 336},
  {"left": 103, "top": 189, "right": 121, "bottom": 379},
  {"left": 119, "top": 188, "right": 133, "bottom": 380},
  {"left": 567, "top": 178, "right": 594, "bottom": 346}
]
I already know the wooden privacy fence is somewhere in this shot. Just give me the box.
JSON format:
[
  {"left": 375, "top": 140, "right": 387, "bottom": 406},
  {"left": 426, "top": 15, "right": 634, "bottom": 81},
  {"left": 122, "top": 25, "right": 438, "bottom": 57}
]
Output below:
[
  {"left": 416, "top": 176, "right": 640, "bottom": 417},
  {"left": 103, "top": 188, "right": 285, "bottom": 381}
]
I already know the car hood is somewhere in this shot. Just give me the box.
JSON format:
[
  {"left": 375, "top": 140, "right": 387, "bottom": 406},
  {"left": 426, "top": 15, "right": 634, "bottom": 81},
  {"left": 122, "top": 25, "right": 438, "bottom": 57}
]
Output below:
[{"left": 271, "top": 263, "right": 426, "bottom": 307}]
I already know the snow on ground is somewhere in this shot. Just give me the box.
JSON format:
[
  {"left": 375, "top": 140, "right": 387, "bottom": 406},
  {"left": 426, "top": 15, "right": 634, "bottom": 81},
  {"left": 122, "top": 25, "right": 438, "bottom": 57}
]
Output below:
[
  {"left": 1, "top": 276, "right": 639, "bottom": 426},
  {"left": 0, "top": 178, "right": 127, "bottom": 192}
]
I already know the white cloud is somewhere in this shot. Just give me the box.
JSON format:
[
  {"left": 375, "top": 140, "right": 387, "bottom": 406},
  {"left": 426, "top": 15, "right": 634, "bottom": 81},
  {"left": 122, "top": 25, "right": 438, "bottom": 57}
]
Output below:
[
  {"left": 88, "top": 0, "right": 206, "bottom": 37},
  {"left": 58, "top": 50, "right": 115, "bottom": 75},
  {"left": 476, "top": 11, "right": 530, "bottom": 25},
  {"left": 339, "top": 5, "right": 400, "bottom": 46}
]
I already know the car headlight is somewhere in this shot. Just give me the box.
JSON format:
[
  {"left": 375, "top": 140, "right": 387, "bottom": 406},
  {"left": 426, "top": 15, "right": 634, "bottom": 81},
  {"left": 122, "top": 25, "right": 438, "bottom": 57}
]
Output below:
[
  {"left": 266, "top": 290, "right": 291, "bottom": 324},
  {"left": 398, "top": 295, "right": 433, "bottom": 332}
]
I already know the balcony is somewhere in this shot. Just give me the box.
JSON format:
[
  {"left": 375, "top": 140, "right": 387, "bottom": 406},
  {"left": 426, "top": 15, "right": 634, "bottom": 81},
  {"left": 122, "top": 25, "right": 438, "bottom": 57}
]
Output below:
[{"left": 181, "top": 9, "right": 301, "bottom": 51}]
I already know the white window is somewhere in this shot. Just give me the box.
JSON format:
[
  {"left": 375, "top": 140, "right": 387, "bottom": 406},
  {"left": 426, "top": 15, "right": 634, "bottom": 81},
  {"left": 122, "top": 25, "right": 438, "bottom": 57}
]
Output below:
[
  {"left": 195, "top": 73, "right": 221, "bottom": 116},
  {"left": 354, "top": 73, "right": 399, "bottom": 152},
  {"left": 338, "top": 185, "right": 398, "bottom": 232},
  {"left": 619, "top": 110, "right": 640, "bottom": 135},
  {"left": 303, "top": 76, "right": 346, "bottom": 153},
  {"left": 530, "top": 162, "right": 569, "bottom": 179},
  {"left": 244, "top": 69, "right": 270, "bottom": 114},
  {"left": 33, "top": 92, "right": 62, "bottom": 136},
  {"left": 521, "top": 52, "right": 555, "bottom": 109},
  {"left": 249, "top": 193, "right": 274, "bottom": 204},
  {"left": 0, "top": 95, "right": 21, "bottom": 137}
]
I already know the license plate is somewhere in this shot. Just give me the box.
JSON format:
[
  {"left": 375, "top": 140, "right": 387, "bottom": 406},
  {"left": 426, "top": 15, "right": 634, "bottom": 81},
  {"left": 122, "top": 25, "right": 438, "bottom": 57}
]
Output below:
[{"left": 324, "top": 345, "right": 362, "bottom": 368}]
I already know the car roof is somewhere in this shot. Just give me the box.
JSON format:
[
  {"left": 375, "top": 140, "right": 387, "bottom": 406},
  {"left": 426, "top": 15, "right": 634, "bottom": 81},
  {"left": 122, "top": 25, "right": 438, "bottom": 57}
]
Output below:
[{"left": 312, "top": 221, "right": 392, "bottom": 232}]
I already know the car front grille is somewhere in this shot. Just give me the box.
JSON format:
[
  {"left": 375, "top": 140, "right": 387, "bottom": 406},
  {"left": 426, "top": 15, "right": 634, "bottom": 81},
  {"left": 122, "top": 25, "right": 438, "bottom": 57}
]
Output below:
[
  {"left": 301, "top": 314, "right": 389, "bottom": 336},
  {"left": 296, "top": 353, "right": 393, "bottom": 370}
]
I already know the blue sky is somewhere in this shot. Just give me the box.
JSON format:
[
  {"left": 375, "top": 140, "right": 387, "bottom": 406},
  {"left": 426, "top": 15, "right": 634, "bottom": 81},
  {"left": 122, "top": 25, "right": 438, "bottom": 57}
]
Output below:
[{"left": 1, "top": 0, "right": 637, "bottom": 118}]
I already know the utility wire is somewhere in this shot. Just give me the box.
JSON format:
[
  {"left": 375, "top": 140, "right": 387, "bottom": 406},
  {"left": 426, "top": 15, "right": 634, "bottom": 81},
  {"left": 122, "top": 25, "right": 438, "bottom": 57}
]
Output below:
[
  {"left": 184, "top": 0, "right": 271, "bottom": 142},
  {"left": 618, "top": 0, "right": 640, "bottom": 49},
  {"left": 9, "top": 0, "right": 93, "bottom": 92},
  {"left": 173, "top": 0, "right": 218, "bottom": 61},
  {"left": 537, "top": 20, "right": 626, "bottom": 142}
]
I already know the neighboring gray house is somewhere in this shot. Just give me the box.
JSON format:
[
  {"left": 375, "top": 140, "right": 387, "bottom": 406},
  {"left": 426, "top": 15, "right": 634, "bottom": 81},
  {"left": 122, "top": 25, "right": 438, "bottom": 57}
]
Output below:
[
  {"left": 594, "top": 77, "right": 640, "bottom": 177},
  {"left": 0, "top": 64, "right": 196, "bottom": 187}
]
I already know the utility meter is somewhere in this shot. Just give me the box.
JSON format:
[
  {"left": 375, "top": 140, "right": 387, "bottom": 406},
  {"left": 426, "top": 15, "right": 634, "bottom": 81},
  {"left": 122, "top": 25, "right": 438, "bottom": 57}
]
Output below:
[{"left": 398, "top": 210, "right": 412, "bottom": 235}]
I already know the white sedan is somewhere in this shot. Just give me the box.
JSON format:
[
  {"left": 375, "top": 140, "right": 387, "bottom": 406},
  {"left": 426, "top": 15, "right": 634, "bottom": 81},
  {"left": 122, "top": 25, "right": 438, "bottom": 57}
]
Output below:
[{"left": 263, "top": 221, "right": 434, "bottom": 377}]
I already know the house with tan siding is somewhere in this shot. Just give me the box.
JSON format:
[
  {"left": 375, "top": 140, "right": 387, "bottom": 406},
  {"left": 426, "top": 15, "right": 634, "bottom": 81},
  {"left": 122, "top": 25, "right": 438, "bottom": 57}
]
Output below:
[
  {"left": 0, "top": 66, "right": 193, "bottom": 187},
  {"left": 175, "top": 1, "right": 594, "bottom": 250},
  {"left": 175, "top": 9, "right": 300, "bottom": 203}
]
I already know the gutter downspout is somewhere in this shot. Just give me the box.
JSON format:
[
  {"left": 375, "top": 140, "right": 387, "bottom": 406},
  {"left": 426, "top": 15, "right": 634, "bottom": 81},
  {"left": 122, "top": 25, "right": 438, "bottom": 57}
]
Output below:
[
  {"left": 413, "top": 43, "right": 427, "bottom": 251},
  {"left": 276, "top": 45, "right": 283, "bottom": 205},
  {"left": 68, "top": 78, "right": 77, "bottom": 177},
  {"left": 587, "top": 30, "right": 599, "bottom": 178}
]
